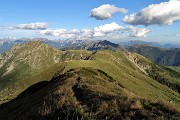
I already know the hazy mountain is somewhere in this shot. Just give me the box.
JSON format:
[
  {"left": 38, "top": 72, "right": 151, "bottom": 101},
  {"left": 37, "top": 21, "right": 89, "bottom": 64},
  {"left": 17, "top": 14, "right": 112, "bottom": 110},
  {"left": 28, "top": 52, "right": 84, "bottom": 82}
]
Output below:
[
  {"left": 127, "top": 44, "right": 180, "bottom": 66},
  {"left": 0, "top": 41, "right": 15, "bottom": 54},
  {"left": 65, "top": 40, "right": 119, "bottom": 51},
  {"left": 0, "top": 41, "right": 180, "bottom": 119},
  {"left": 0, "top": 38, "right": 96, "bottom": 53},
  {"left": 119, "top": 40, "right": 161, "bottom": 47},
  {"left": 119, "top": 40, "right": 180, "bottom": 49}
]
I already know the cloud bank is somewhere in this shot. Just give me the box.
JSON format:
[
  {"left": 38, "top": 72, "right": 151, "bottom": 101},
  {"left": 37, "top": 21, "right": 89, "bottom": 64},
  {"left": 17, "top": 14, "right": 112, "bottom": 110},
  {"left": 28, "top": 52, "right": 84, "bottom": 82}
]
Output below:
[
  {"left": 90, "top": 4, "right": 127, "bottom": 20},
  {"left": 13, "top": 22, "right": 48, "bottom": 30},
  {"left": 122, "top": 0, "right": 180, "bottom": 26},
  {"left": 0, "top": 26, "right": 5, "bottom": 31},
  {"left": 39, "top": 22, "right": 150, "bottom": 39}
]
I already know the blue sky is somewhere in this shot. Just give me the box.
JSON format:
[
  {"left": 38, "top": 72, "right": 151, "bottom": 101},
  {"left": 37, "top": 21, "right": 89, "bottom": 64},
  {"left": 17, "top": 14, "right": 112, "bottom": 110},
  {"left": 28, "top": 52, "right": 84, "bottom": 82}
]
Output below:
[{"left": 0, "top": 0, "right": 180, "bottom": 44}]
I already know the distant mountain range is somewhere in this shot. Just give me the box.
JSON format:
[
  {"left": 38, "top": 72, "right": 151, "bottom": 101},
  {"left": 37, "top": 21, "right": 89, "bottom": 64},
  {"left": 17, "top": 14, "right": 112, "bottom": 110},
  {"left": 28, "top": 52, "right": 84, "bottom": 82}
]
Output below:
[
  {"left": 0, "top": 38, "right": 96, "bottom": 53},
  {"left": 127, "top": 45, "right": 180, "bottom": 66},
  {"left": 1, "top": 38, "right": 180, "bottom": 54},
  {"left": 119, "top": 40, "right": 180, "bottom": 49},
  {"left": 1, "top": 38, "right": 180, "bottom": 66}
]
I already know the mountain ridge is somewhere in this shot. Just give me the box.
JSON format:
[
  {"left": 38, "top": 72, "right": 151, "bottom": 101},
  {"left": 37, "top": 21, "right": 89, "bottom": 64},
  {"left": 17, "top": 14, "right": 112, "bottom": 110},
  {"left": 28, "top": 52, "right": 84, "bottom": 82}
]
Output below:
[
  {"left": 0, "top": 67, "right": 179, "bottom": 120},
  {"left": 1, "top": 38, "right": 180, "bottom": 54}
]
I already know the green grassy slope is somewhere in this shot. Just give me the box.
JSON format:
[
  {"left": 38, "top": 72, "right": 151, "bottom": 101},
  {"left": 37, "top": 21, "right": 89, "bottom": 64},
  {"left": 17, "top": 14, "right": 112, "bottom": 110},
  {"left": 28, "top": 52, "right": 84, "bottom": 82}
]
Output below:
[
  {"left": 168, "top": 66, "right": 180, "bottom": 73},
  {"left": 63, "top": 51, "right": 180, "bottom": 110},
  {"left": 0, "top": 42, "right": 93, "bottom": 103},
  {"left": 0, "top": 68, "right": 179, "bottom": 120},
  {"left": 0, "top": 41, "right": 63, "bottom": 103}
]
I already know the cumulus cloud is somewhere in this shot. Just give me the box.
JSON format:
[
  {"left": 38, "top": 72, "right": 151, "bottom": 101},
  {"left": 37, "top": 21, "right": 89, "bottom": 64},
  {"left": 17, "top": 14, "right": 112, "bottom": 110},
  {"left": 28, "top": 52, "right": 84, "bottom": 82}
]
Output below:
[
  {"left": 123, "top": 26, "right": 150, "bottom": 37},
  {"left": 13, "top": 22, "right": 48, "bottom": 30},
  {"left": 39, "top": 29, "right": 67, "bottom": 36},
  {"left": 122, "top": 0, "right": 180, "bottom": 26},
  {"left": 89, "top": 4, "right": 127, "bottom": 20},
  {"left": 92, "top": 22, "right": 150, "bottom": 37},
  {"left": 93, "top": 22, "right": 122, "bottom": 37},
  {"left": 39, "top": 29, "right": 86, "bottom": 39},
  {"left": 39, "top": 22, "right": 150, "bottom": 39}
]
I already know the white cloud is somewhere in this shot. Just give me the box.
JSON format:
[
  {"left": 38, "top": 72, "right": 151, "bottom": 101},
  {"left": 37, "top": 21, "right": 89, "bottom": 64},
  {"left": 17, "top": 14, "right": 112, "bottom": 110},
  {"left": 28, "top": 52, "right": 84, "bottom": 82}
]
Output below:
[
  {"left": 13, "top": 22, "right": 48, "bottom": 30},
  {"left": 122, "top": 0, "right": 180, "bottom": 26},
  {"left": 93, "top": 22, "right": 122, "bottom": 37},
  {"left": 123, "top": 26, "right": 150, "bottom": 37},
  {"left": 39, "top": 22, "right": 150, "bottom": 39},
  {"left": 92, "top": 22, "right": 150, "bottom": 37},
  {"left": 39, "top": 29, "right": 85, "bottom": 39},
  {"left": 89, "top": 4, "right": 127, "bottom": 20},
  {"left": 39, "top": 29, "right": 68, "bottom": 37},
  {"left": 80, "top": 29, "right": 92, "bottom": 38}
]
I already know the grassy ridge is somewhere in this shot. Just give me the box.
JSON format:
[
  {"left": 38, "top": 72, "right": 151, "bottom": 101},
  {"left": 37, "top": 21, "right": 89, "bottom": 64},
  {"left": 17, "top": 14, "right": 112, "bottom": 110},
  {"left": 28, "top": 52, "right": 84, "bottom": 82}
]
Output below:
[
  {"left": 0, "top": 68, "right": 179, "bottom": 120},
  {"left": 63, "top": 51, "right": 180, "bottom": 110}
]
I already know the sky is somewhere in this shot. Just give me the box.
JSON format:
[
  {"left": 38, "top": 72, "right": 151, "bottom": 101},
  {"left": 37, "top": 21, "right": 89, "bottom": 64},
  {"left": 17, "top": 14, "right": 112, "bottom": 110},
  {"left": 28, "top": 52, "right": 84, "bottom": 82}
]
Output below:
[{"left": 0, "top": 0, "right": 180, "bottom": 44}]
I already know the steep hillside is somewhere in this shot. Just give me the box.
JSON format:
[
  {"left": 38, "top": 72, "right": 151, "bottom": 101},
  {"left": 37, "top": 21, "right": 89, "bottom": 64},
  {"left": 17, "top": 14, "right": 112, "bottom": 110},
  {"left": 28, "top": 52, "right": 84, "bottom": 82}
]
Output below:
[
  {"left": 0, "top": 68, "right": 179, "bottom": 120},
  {"left": 0, "top": 41, "right": 62, "bottom": 76},
  {"left": 119, "top": 40, "right": 180, "bottom": 49},
  {"left": 168, "top": 66, "right": 180, "bottom": 73},
  {"left": 62, "top": 51, "right": 180, "bottom": 109},
  {"left": 127, "top": 44, "right": 165, "bottom": 61},
  {"left": 0, "top": 41, "right": 61, "bottom": 103},
  {"left": 156, "top": 48, "right": 180, "bottom": 66},
  {"left": 0, "top": 41, "right": 93, "bottom": 103},
  {"left": 125, "top": 52, "right": 180, "bottom": 93},
  {"left": 127, "top": 44, "right": 180, "bottom": 66}
]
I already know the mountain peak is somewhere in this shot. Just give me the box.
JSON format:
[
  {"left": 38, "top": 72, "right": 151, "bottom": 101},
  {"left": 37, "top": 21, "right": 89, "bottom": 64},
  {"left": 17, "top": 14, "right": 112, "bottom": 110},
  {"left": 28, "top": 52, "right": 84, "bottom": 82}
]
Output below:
[{"left": 0, "top": 41, "right": 62, "bottom": 78}]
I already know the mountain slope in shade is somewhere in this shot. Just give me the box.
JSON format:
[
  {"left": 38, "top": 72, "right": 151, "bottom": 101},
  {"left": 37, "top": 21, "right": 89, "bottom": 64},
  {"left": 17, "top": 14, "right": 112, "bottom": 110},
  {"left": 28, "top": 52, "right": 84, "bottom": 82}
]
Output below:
[
  {"left": 0, "top": 67, "right": 179, "bottom": 120},
  {"left": 127, "top": 44, "right": 180, "bottom": 66},
  {"left": 0, "top": 41, "right": 15, "bottom": 54},
  {"left": 119, "top": 40, "right": 180, "bottom": 49}
]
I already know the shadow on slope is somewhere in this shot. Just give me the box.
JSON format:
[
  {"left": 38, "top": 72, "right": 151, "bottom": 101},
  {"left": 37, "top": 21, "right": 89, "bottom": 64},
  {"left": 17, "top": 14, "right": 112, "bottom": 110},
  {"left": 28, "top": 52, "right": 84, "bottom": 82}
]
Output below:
[{"left": 0, "top": 67, "right": 179, "bottom": 120}]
